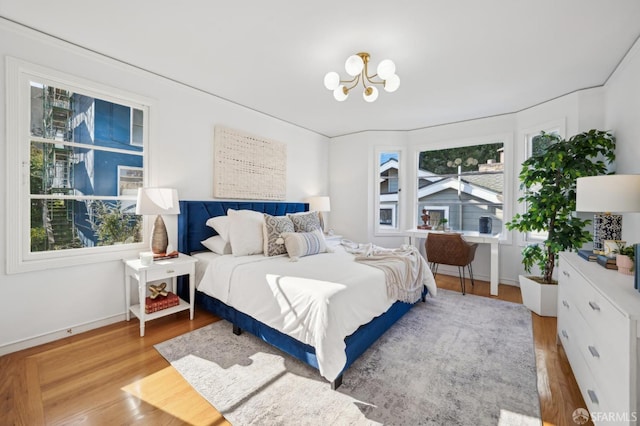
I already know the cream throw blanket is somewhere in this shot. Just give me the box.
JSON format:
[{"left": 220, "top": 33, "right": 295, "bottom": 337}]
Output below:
[{"left": 342, "top": 241, "right": 437, "bottom": 303}]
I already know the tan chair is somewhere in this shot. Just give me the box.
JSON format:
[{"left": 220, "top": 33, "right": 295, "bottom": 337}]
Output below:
[{"left": 425, "top": 233, "right": 478, "bottom": 295}]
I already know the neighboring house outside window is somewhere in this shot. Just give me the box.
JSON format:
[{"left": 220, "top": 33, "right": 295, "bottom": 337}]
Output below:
[
  {"left": 416, "top": 142, "right": 505, "bottom": 233},
  {"left": 6, "top": 58, "right": 150, "bottom": 273},
  {"left": 376, "top": 150, "right": 402, "bottom": 233}
]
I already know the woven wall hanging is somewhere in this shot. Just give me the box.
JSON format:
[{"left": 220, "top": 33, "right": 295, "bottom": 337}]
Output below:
[{"left": 213, "top": 126, "right": 287, "bottom": 200}]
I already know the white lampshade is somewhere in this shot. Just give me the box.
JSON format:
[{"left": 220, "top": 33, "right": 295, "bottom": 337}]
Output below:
[
  {"left": 307, "top": 196, "right": 331, "bottom": 212},
  {"left": 363, "top": 86, "right": 379, "bottom": 102},
  {"left": 376, "top": 59, "right": 396, "bottom": 80},
  {"left": 345, "top": 54, "right": 364, "bottom": 76},
  {"left": 333, "top": 86, "right": 348, "bottom": 101},
  {"left": 576, "top": 175, "right": 640, "bottom": 213},
  {"left": 384, "top": 74, "right": 401, "bottom": 93},
  {"left": 136, "top": 188, "right": 180, "bottom": 215},
  {"left": 323, "top": 71, "right": 340, "bottom": 91}
]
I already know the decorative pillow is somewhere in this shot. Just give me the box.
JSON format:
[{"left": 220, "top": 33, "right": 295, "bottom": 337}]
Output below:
[
  {"left": 263, "top": 214, "right": 294, "bottom": 256},
  {"left": 281, "top": 229, "right": 327, "bottom": 261},
  {"left": 228, "top": 209, "right": 265, "bottom": 256},
  {"left": 205, "top": 216, "right": 231, "bottom": 242},
  {"left": 201, "top": 235, "right": 232, "bottom": 255},
  {"left": 287, "top": 211, "right": 322, "bottom": 232}
]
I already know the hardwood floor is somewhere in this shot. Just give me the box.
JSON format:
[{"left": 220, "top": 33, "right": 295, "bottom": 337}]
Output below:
[{"left": 2, "top": 276, "right": 590, "bottom": 426}]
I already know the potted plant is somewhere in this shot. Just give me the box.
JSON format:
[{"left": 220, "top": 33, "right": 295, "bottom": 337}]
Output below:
[
  {"left": 614, "top": 242, "right": 635, "bottom": 275},
  {"left": 506, "top": 129, "right": 616, "bottom": 316}
]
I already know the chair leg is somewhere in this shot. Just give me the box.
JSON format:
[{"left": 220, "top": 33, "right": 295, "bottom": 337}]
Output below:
[
  {"left": 430, "top": 262, "right": 438, "bottom": 277},
  {"left": 458, "top": 266, "right": 466, "bottom": 295},
  {"left": 468, "top": 263, "right": 475, "bottom": 287}
]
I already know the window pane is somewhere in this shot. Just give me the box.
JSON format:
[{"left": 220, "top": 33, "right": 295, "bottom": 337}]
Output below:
[
  {"left": 30, "top": 141, "right": 142, "bottom": 196},
  {"left": 417, "top": 142, "right": 503, "bottom": 232},
  {"left": 379, "top": 151, "right": 400, "bottom": 230},
  {"left": 30, "top": 199, "right": 142, "bottom": 252},
  {"left": 27, "top": 78, "right": 146, "bottom": 255}
]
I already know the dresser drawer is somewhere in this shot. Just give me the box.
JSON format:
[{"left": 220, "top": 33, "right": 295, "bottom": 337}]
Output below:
[{"left": 559, "top": 261, "right": 628, "bottom": 351}]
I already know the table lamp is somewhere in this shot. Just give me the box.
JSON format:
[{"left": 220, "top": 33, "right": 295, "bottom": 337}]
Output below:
[
  {"left": 136, "top": 188, "right": 180, "bottom": 254},
  {"left": 576, "top": 175, "right": 640, "bottom": 254},
  {"left": 306, "top": 196, "right": 331, "bottom": 233}
]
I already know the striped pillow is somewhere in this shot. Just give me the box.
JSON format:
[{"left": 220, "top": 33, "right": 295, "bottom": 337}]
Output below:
[{"left": 281, "top": 229, "right": 327, "bottom": 261}]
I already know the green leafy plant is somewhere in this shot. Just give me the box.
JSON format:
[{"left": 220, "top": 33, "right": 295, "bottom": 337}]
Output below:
[
  {"left": 90, "top": 200, "right": 142, "bottom": 246},
  {"left": 614, "top": 242, "right": 635, "bottom": 260},
  {"left": 506, "top": 129, "right": 616, "bottom": 283}
]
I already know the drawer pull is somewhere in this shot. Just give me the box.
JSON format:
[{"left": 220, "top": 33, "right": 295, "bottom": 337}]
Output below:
[
  {"left": 562, "top": 270, "right": 570, "bottom": 277},
  {"left": 587, "top": 389, "right": 599, "bottom": 404},
  {"left": 588, "top": 345, "right": 600, "bottom": 358},
  {"left": 562, "top": 300, "right": 570, "bottom": 309},
  {"left": 166, "top": 269, "right": 175, "bottom": 274},
  {"left": 561, "top": 329, "right": 569, "bottom": 339},
  {"left": 588, "top": 301, "right": 600, "bottom": 311}
]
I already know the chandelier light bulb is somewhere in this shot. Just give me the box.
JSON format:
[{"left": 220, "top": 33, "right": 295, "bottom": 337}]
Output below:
[
  {"left": 345, "top": 54, "right": 364, "bottom": 76},
  {"left": 333, "top": 85, "right": 349, "bottom": 101},
  {"left": 363, "top": 86, "right": 379, "bottom": 102},
  {"left": 384, "top": 74, "right": 401, "bottom": 93},
  {"left": 323, "top": 71, "right": 340, "bottom": 91},
  {"left": 376, "top": 59, "right": 396, "bottom": 80}
]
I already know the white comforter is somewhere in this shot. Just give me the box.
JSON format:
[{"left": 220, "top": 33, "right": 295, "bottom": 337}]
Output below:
[{"left": 194, "top": 243, "right": 436, "bottom": 381}]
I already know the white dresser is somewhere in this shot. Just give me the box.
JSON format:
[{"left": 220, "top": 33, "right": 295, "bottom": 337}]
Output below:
[{"left": 558, "top": 252, "right": 640, "bottom": 425}]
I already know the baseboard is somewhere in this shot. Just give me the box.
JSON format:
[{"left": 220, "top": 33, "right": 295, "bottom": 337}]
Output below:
[
  {"left": 0, "top": 314, "right": 125, "bottom": 356},
  {"left": 431, "top": 266, "right": 518, "bottom": 287}
]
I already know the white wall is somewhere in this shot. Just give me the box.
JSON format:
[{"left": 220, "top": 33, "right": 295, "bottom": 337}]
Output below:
[
  {"left": 605, "top": 37, "right": 640, "bottom": 244},
  {"left": 0, "top": 20, "right": 329, "bottom": 353}
]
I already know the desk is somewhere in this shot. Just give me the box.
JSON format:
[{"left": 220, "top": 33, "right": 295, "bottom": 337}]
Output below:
[{"left": 405, "top": 229, "right": 501, "bottom": 296}]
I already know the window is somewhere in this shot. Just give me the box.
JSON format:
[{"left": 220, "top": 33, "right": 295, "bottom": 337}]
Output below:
[
  {"left": 375, "top": 150, "right": 402, "bottom": 233},
  {"left": 416, "top": 141, "right": 504, "bottom": 233},
  {"left": 6, "top": 58, "right": 150, "bottom": 273},
  {"left": 522, "top": 121, "right": 564, "bottom": 242}
]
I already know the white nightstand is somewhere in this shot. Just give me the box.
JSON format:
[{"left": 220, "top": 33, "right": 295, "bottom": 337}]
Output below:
[{"left": 123, "top": 253, "right": 198, "bottom": 336}]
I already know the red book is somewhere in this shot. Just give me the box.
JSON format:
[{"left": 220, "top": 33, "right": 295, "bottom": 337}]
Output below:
[{"left": 145, "top": 292, "right": 180, "bottom": 314}]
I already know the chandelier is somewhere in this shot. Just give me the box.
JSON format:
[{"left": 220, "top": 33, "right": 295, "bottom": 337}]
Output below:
[{"left": 323, "top": 52, "right": 400, "bottom": 102}]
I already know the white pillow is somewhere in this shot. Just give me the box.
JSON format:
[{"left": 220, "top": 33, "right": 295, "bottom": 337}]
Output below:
[
  {"left": 201, "top": 235, "right": 232, "bottom": 255},
  {"left": 281, "top": 229, "right": 327, "bottom": 261},
  {"left": 206, "top": 216, "right": 231, "bottom": 242},
  {"left": 228, "top": 209, "right": 265, "bottom": 256}
]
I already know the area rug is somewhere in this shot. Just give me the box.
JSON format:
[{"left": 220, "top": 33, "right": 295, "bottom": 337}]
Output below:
[{"left": 155, "top": 290, "right": 541, "bottom": 425}]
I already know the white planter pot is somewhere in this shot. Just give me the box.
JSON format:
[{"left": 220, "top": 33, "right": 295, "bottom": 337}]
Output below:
[{"left": 518, "top": 275, "right": 558, "bottom": 317}]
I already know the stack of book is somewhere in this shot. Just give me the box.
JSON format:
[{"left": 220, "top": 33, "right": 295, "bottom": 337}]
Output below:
[
  {"left": 577, "top": 249, "right": 597, "bottom": 262},
  {"left": 145, "top": 292, "right": 180, "bottom": 313},
  {"left": 596, "top": 254, "right": 617, "bottom": 270}
]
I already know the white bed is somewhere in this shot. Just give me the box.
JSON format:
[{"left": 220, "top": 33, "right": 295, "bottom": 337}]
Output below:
[{"left": 193, "top": 240, "right": 436, "bottom": 381}]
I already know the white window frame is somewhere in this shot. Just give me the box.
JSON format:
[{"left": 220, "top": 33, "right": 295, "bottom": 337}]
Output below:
[
  {"left": 130, "top": 108, "right": 143, "bottom": 147},
  {"left": 6, "top": 57, "right": 152, "bottom": 274},
  {"left": 373, "top": 147, "right": 405, "bottom": 236},
  {"left": 518, "top": 119, "right": 566, "bottom": 244}
]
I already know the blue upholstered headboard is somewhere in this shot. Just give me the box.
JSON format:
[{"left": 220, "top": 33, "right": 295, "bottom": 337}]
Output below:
[{"left": 178, "top": 201, "right": 308, "bottom": 254}]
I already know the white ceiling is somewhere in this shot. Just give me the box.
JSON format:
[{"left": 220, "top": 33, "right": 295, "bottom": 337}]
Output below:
[{"left": 2, "top": 1, "right": 640, "bottom": 138}]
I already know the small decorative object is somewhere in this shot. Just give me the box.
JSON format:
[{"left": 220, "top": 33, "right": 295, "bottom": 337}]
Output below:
[
  {"left": 603, "top": 240, "right": 624, "bottom": 259},
  {"left": 613, "top": 242, "right": 635, "bottom": 275},
  {"left": 418, "top": 208, "right": 432, "bottom": 230},
  {"left": 479, "top": 216, "right": 492, "bottom": 234},
  {"left": 149, "top": 282, "right": 169, "bottom": 299},
  {"left": 139, "top": 251, "right": 153, "bottom": 266},
  {"left": 437, "top": 218, "right": 448, "bottom": 231}
]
